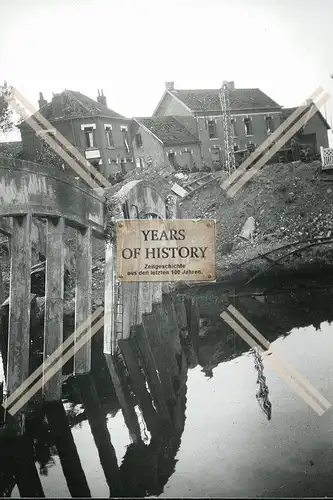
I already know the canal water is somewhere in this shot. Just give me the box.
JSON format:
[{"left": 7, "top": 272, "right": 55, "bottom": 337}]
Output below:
[{"left": 2, "top": 281, "right": 333, "bottom": 498}]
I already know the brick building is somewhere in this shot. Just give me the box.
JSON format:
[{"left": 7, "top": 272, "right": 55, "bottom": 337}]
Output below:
[
  {"left": 18, "top": 89, "right": 134, "bottom": 178},
  {"left": 152, "top": 81, "right": 330, "bottom": 169}
]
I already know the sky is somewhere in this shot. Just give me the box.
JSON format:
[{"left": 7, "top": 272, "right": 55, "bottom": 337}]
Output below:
[{"left": 1, "top": 0, "right": 333, "bottom": 142}]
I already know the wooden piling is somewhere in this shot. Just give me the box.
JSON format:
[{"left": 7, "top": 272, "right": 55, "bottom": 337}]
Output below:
[
  {"left": 122, "top": 283, "right": 139, "bottom": 339},
  {"left": 118, "top": 338, "right": 157, "bottom": 434},
  {"left": 11, "top": 434, "right": 45, "bottom": 498},
  {"left": 7, "top": 214, "right": 32, "bottom": 416},
  {"left": 173, "top": 298, "right": 189, "bottom": 341},
  {"left": 75, "top": 226, "right": 92, "bottom": 374},
  {"left": 104, "top": 242, "right": 115, "bottom": 355},
  {"left": 136, "top": 282, "right": 153, "bottom": 325},
  {"left": 43, "top": 216, "right": 65, "bottom": 401},
  {"left": 141, "top": 312, "right": 175, "bottom": 404},
  {"left": 151, "top": 283, "right": 162, "bottom": 305},
  {"left": 151, "top": 300, "right": 179, "bottom": 377},
  {"left": 134, "top": 324, "right": 169, "bottom": 421},
  {"left": 76, "top": 374, "right": 123, "bottom": 497},
  {"left": 104, "top": 353, "right": 141, "bottom": 443},
  {"left": 161, "top": 294, "right": 182, "bottom": 357},
  {"left": 45, "top": 400, "right": 91, "bottom": 498},
  {"left": 184, "top": 297, "right": 200, "bottom": 355}
]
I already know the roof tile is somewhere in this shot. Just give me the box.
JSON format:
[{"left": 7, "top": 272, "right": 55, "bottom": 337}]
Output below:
[
  {"left": 171, "top": 88, "right": 281, "bottom": 112},
  {"left": 36, "top": 90, "right": 126, "bottom": 122},
  {"left": 136, "top": 116, "right": 199, "bottom": 145}
]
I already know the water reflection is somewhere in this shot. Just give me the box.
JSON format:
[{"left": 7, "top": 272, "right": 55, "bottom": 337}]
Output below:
[{"left": 1, "top": 282, "right": 333, "bottom": 497}]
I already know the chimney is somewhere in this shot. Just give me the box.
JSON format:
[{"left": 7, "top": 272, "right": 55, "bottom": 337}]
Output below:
[
  {"left": 165, "top": 81, "right": 175, "bottom": 91},
  {"left": 97, "top": 89, "right": 107, "bottom": 107},
  {"left": 38, "top": 92, "right": 47, "bottom": 109},
  {"left": 222, "top": 81, "right": 235, "bottom": 90}
]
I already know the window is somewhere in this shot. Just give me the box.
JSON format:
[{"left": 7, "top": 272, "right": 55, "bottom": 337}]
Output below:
[
  {"left": 208, "top": 120, "right": 217, "bottom": 139},
  {"left": 244, "top": 117, "right": 252, "bottom": 136},
  {"left": 234, "top": 144, "right": 239, "bottom": 151},
  {"left": 121, "top": 126, "right": 129, "bottom": 153},
  {"left": 83, "top": 126, "right": 95, "bottom": 148},
  {"left": 168, "top": 152, "right": 176, "bottom": 166},
  {"left": 266, "top": 116, "right": 273, "bottom": 134},
  {"left": 135, "top": 133, "right": 143, "bottom": 148},
  {"left": 231, "top": 118, "right": 237, "bottom": 137},
  {"left": 247, "top": 142, "right": 256, "bottom": 152},
  {"left": 105, "top": 125, "right": 114, "bottom": 147}
]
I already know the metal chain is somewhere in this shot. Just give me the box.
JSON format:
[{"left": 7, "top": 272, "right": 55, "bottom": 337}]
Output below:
[{"left": 252, "top": 348, "right": 272, "bottom": 420}]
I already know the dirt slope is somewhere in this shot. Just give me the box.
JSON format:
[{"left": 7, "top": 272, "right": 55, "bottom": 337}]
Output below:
[{"left": 180, "top": 161, "right": 333, "bottom": 274}]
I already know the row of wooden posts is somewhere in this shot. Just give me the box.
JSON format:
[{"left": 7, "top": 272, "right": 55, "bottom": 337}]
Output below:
[
  {"left": 0, "top": 291, "right": 201, "bottom": 497},
  {"left": 3, "top": 187, "right": 177, "bottom": 416}
]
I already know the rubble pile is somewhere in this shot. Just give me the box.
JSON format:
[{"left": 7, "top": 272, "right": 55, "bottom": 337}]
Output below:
[{"left": 180, "top": 160, "right": 333, "bottom": 269}]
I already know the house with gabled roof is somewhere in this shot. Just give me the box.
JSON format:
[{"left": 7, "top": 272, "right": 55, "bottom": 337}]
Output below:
[
  {"left": 153, "top": 81, "right": 330, "bottom": 168},
  {"left": 18, "top": 89, "right": 134, "bottom": 178},
  {"left": 153, "top": 81, "right": 284, "bottom": 168},
  {"left": 131, "top": 115, "right": 201, "bottom": 171},
  {"left": 281, "top": 103, "right": 329, "bottom": 153}
]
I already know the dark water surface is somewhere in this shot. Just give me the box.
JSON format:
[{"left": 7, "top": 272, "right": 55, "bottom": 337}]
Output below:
[{"left": 3, "top": 282, "right": 333, "bottom": 498}]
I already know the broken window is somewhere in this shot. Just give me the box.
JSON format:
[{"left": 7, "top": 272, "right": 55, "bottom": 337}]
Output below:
[
  {"left": 208, "top": 120, "right": 217, "bottom": 139},
  {"left": 83, "top": 126, "right": 95, "bottom": 148},
  {"left": 135, "top": 133, "right": 143, "bottom": 148},
  {"left": 266, "top": 116, "right": 273, "bottom": 134},
  {"left": 121, "top": 126, "right": 129, "bottom": 153},
  {"left": 105, "top": 126, "right": 114, "bottom": 147},
  {"left": 247, "top": 142, "right": 256, "bottom": 152},
  {"left": 244, "top": 118, "right": 252, "bottom": 136},
  {"left": 135, "top": 157, "right": 144, "bottom": 168},
  {"left": 168, "top": 152, "right": 176, "bottom": 166}
]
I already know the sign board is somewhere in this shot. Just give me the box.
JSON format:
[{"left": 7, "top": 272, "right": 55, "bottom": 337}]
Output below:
[
  {"left": 116, "top": 219, "right": 216, "bottom": 282},
  {"left": 85, "top": 149, "right": 101, "bottom": 159}
]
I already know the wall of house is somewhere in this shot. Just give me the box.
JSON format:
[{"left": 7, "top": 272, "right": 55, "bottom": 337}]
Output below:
[
  {"left": 164, "top": 144, "right": 202, "bottom": 170},
  {"left": 301, "top": 113, "right": 329, "bottom": 151},
  {"left": 73, "top": 117, "right": 133, "bottom": 177},
  {"left": 154, "top": 93, "right": 192, "bottom": 117},
  {"left": 232, "top": 111, "right": 281, "bottom": 151},
  {"left": 20, "top": 125, "right": 43, "bottom": 161},
  {"left": 20, "top": 120, "right": 75, "bottom": 162},
  {"left": 131, "top": 123, "right": 166, "bottom": 170},
  {"left": 20, "top": 116, "right": 134, "bottom": 177},
  {"left": 195, "top": 110, "right": 282, "bottom": 166}
]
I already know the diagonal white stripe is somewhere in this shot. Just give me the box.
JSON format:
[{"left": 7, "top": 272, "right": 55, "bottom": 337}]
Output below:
[
  {"left": 9, "top": 88, "right": 111, "bottom": 191},
  {"left": 227, "top": 305, "right": 331, "bottom": 410},
  {"left": 221, "top": 86, "right": 325, "bottom": 191},
  {"left": 226, "top": 92, "right": 329, "bottom": 197},
  {"left": 4, "top": 307, "right": 104, "bottom": 410},
  {"left": 220, "top": 311, "right": 330, "bottom": 415},
  {"left": 7, "top": 314, "right": 105, "bottom": 416}
]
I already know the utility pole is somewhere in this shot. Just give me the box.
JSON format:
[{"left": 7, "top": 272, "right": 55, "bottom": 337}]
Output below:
[{"left": 219, "top": 81, "right": 236, "bottom": 176}]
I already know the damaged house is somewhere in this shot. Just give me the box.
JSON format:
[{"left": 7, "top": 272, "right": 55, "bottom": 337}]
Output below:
[
  {"left": 131, "top": 116, "right": 201, "bottom": 171},
  {"left": 18, "top": 89, "right": 134, "bottom": 178},
  {"left": 151, "top": 81, "right": 330, "bottom": 169}
]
